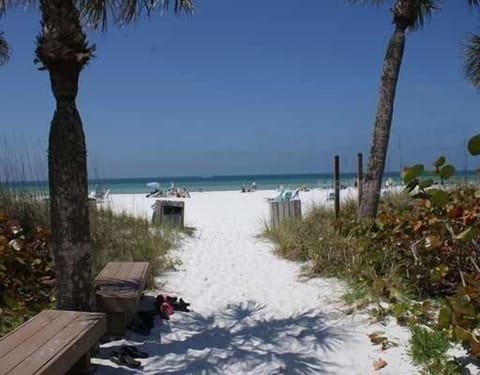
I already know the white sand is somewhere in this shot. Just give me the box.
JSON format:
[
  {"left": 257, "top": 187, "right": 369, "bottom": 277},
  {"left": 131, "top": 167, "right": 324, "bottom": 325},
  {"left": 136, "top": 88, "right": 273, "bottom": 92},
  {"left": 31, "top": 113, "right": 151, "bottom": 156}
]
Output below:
[{"left": 93, "top": 188, "right": 418, "bottom": 374}]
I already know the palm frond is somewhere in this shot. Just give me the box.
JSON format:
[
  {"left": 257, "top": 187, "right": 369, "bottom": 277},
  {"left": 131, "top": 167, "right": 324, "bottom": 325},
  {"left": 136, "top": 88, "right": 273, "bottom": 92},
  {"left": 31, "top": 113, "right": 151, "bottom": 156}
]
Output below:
[
  {"left": 79, "top": 0, "right": 193, "bottom": 31},
  {"left": 1, "top": 0, "right": 36, "bottom": 18},
  {"left": 467, "top": 0, "right": 480, "bottom": 7},
  {"left": 0, "top": 31, "right": 9, "bottom": 65},
  {"left": 408, "top": 0, "right": 441, "bottom": 31},
  {"left": 464, "top": 33, "right": 480, "bottom": 89}
]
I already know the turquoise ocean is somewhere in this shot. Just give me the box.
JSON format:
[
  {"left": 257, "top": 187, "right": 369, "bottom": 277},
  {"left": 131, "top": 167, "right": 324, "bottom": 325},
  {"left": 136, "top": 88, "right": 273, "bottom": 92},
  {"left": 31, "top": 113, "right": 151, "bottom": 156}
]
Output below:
[{"left": 9, "top": 171, "right": 478, "bottom": 195}]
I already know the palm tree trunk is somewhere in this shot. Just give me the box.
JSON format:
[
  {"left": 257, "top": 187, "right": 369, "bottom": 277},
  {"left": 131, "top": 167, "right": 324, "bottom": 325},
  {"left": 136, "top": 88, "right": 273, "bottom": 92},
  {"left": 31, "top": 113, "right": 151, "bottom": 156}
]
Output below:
[
  {"left": 357, "top": 24, "right": 407, "bottom": 221},
  {"left": 49, "top": 66, "right": 92, "bottom": 311},
  {"left": 36, "top": 0, "right": 94, "bottom": 311}
]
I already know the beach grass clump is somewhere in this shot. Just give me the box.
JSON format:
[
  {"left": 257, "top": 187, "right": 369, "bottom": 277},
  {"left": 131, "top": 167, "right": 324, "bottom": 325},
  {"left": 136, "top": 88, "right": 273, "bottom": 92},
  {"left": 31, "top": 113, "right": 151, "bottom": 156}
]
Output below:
[
  {"left": 263, "top": 200, "right": 360, "bottom": 278},
  {"left": 408, "top": 326, "right": 460, "bottom": 375},
  {"left": 89, "top": 205, "right": 180, "bottom": 287}
]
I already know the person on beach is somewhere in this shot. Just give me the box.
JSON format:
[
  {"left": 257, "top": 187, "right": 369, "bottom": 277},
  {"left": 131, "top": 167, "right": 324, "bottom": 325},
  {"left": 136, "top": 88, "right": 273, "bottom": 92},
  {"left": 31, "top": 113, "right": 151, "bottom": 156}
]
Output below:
[{"left": 252, "top": 181, "right": 256, "bottom": 191}]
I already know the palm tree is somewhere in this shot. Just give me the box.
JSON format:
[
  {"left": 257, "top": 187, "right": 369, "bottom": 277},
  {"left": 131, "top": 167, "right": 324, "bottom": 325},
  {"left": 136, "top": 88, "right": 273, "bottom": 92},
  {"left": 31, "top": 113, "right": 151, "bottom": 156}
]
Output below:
[
  {"left": 464, "top": 32, "right": 480, "bottom": 88},
  {"left": 0, "top": 32, "right": 9, "bottom": 65},
  {"left": 354, "top": 0, "right": 440, "bottom": 221},
  {"left": 1, "top": 2, "right": 10, "bottom": 66},
  {"left": 34, "top": 0, "right": 193, "bottom": 311}
]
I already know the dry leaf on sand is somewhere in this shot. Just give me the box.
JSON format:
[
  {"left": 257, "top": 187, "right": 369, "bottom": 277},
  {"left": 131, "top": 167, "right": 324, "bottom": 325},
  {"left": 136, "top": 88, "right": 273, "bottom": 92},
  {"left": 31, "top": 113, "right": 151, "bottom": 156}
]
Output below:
[{"left": 373, "top": 358, "right": 387, "bottom": 371}]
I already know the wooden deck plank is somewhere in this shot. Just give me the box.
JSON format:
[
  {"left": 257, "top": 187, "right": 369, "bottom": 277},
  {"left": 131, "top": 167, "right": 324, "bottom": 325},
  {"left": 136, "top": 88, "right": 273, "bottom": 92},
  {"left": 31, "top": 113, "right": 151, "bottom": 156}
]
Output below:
[
  {"left": 0, "top": 310, "right": 79, "bottom": 374},
  {"left": 0, "top": 311, "right": 57, "bottom": 359},
  {"left": 9, "top": 312, "right": 106, "bottom": 375}
]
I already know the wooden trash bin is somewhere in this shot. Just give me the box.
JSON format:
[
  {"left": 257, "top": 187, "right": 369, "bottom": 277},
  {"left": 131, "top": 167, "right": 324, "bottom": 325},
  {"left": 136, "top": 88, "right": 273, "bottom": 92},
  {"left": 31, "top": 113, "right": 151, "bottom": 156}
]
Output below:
[
  {"left": 152, "top": 200, "right": 185, "bottom": 227},
  {"left": 269, "top": 200, "right": 302, "bottom": 227},
  {"left": 95, "top": 262, "right": 150, "bottom": 336}
]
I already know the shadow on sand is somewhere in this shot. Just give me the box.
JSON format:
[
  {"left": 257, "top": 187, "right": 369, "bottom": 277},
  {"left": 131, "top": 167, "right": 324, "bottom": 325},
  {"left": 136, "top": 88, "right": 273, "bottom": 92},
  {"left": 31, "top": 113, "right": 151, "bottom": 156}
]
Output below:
[{"left": 94, "top": 300, "right": 359, "bottom": 374}]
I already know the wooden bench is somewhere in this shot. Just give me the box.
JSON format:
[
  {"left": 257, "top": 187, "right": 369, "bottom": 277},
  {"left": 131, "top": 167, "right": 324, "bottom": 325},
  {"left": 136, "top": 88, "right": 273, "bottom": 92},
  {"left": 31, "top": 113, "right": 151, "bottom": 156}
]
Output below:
[
  {"left": 0, "top": 309, "right": 106, "bottom": 375},
  {"left": 94, "top": 261, "right": 151, "bottom": 336}
]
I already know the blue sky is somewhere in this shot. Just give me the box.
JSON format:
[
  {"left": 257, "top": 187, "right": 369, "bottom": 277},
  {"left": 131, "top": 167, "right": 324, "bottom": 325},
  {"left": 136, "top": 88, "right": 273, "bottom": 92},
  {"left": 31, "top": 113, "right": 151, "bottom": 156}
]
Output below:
[{"left": 0, "top": 0, "right": 479, "bottom": 179}]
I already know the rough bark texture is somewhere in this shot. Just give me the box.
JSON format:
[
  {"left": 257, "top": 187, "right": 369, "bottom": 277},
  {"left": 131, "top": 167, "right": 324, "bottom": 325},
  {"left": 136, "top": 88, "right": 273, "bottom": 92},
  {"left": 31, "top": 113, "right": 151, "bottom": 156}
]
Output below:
[
  {"left": 357, "top": 23, "right": 408, "bottom": 221},
  {"left": 36, "top": 0, "right": 94, "bottom": 311}
]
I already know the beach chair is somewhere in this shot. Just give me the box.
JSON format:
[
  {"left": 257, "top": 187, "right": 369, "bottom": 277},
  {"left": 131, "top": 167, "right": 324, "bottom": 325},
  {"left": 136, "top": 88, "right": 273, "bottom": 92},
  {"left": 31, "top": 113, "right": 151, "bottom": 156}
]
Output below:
[
  {"left": 291, "top": 188, "right": 300, "bottom": 200},
  {"left": 89, "top": 188, "right": 111, "bottom": 203},
  {"left": 326, "top": 192, "right": 335, "bottom": 201}
]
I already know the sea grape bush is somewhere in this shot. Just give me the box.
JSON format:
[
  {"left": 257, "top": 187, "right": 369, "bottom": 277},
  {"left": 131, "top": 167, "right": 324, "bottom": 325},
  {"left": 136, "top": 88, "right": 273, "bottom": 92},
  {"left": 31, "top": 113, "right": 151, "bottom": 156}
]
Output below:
[
  {"left": 0, "top": 211, "right": 54, "bottom": 337},
  {"left": 374, "top": 134, "right": 480, "bottom": 356}
]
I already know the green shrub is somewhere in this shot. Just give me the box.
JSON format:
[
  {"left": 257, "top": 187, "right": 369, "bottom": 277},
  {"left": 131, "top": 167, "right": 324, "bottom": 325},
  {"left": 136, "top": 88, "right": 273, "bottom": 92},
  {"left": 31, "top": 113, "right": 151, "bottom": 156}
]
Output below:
[{"left": 0, "top": 207, "right": 54, "bottom": 337}]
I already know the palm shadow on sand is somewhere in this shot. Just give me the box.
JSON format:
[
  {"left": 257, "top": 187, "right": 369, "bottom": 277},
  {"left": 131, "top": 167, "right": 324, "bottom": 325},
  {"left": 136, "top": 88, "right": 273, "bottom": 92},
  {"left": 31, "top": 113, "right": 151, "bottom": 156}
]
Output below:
[{"left": 95, "top": 300, "right": 361, "bottom": 374}]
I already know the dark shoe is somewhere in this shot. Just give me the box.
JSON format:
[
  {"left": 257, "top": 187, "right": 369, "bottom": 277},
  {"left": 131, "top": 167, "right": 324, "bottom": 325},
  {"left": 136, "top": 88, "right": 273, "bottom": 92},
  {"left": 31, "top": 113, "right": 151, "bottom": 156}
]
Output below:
[
  {"left": 121, "top": 345, "right": 149, "bottom": 359},
  {"left": 166, "top": 296, "right": 178, "bottom": 304},
  {"left": 171, "top": 298, "right": 191, "bottom": 312},
  {"left": 110, "top": 351, "right": 142, "bottom": 369}
]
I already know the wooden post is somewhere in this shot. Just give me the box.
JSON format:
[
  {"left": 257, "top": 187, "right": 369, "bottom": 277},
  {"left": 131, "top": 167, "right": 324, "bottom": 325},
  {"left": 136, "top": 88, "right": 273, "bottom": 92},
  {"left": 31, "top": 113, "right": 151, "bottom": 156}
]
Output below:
[
  {"left": 334, "top": 155, "right": 340, "bottom": 218},
  {"left": 357, "top": 152, "right": 363, "bottom": 206}
]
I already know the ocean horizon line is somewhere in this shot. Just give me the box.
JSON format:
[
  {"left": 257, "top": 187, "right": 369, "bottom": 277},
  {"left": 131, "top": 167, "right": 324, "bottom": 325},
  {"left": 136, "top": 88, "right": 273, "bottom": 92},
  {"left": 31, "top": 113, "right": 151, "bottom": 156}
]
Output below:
[
  {"left": 8, "top": 171, "right": 407, "bottom": 185},
  {"left": 5, "top": 169, "right": 479, "bottom": 185}
]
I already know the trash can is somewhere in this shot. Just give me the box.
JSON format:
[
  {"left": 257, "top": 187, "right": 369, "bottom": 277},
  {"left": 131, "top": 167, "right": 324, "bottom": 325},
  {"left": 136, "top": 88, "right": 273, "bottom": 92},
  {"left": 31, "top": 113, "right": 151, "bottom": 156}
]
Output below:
[
  {"left": 152, "top": 200, "right": 185, "bottom": 227},
  {"left": 269, "top": 200, "right": 301, "bottom": 227}
]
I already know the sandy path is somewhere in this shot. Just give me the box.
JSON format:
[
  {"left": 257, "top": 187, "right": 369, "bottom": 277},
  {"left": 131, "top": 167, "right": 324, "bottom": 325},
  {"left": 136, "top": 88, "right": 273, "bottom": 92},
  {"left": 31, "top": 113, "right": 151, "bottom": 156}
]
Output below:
[{"left": 94, "top": 190, "right": 416, "bottom": 374}]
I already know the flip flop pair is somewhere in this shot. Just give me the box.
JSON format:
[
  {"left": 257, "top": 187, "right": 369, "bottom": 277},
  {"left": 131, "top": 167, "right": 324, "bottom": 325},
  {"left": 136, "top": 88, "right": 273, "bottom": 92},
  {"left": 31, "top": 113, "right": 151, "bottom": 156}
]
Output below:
[
  {"left": 110, "top": 351, "right": 142, "bottom": 369},
  {"left": 110, "top": 346, "right": 148, "bottom": 369}
]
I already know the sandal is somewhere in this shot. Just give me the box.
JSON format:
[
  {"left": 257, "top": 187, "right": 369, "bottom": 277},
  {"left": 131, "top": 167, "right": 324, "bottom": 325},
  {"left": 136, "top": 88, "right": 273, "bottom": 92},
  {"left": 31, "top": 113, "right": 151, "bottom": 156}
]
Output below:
[
  {"left": 171, "top": 298, "right": 191, "bottom": 312},
  {"left": 159, "top": 302, "right": 174, "bottom": 320},
  {"left": 121, "top": 345, "right": 149, "bottom": 359},
  {"left": 110, "top": 351, "right": 142, "bottom": 369}
]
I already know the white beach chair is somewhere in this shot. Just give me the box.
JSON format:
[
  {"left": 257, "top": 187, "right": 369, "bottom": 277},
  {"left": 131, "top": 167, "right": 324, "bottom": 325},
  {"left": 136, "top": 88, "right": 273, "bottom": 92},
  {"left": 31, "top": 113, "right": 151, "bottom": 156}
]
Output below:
[{"left": 90, "top": 188, "right": 111, "bottom": 203}]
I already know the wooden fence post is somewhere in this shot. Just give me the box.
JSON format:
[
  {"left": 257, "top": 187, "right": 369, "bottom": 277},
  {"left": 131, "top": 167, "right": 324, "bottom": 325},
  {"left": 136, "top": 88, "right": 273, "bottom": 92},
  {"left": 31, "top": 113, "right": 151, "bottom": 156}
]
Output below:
[
  {"left": 334, "top": 155, "right": 340, "bottom": 218},
  {"left": 357, "top": 152, "right": 363, "bottom": 206}
]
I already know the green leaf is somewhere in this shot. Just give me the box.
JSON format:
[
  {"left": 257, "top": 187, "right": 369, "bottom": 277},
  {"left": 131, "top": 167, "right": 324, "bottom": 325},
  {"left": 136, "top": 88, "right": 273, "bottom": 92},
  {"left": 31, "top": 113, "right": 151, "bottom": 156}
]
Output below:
[
  {"left": 2, "top": 292, "right": 17, "bottom": 309},
  {"left": 433, "top": 156, "right": 446, "bottom": 168},
  {"left": 412, "top": 192, "right": 431, "bottom": 199},
  {"left": 438, "top": 306, "right": 452, "bottom": 329},
  {"left": 454, "top": 326, "right": 473, "bottom": 342},
  {"left": 418, "top": 179, "right": 433, "bottom": 189},
  {"left": 468, "top": 134, "right": 480, "bottom": 156},
  {"left": 428, "top": 189, "right": 450, "bottom": 207},
  {"left": 391, "top": 303, "right": 407, "bottom": 318},
  {"left": 456, "top": 226, "right": 475, "bottom": 242},
  {"left": 430, "top": 264, "right": 449, "bottom": 283},
  {"left": 402, "top": 164, "right": 424, "bottom": 184},
  {"left": 439, "top": 165, "right": 455, "bottom": 180}
]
